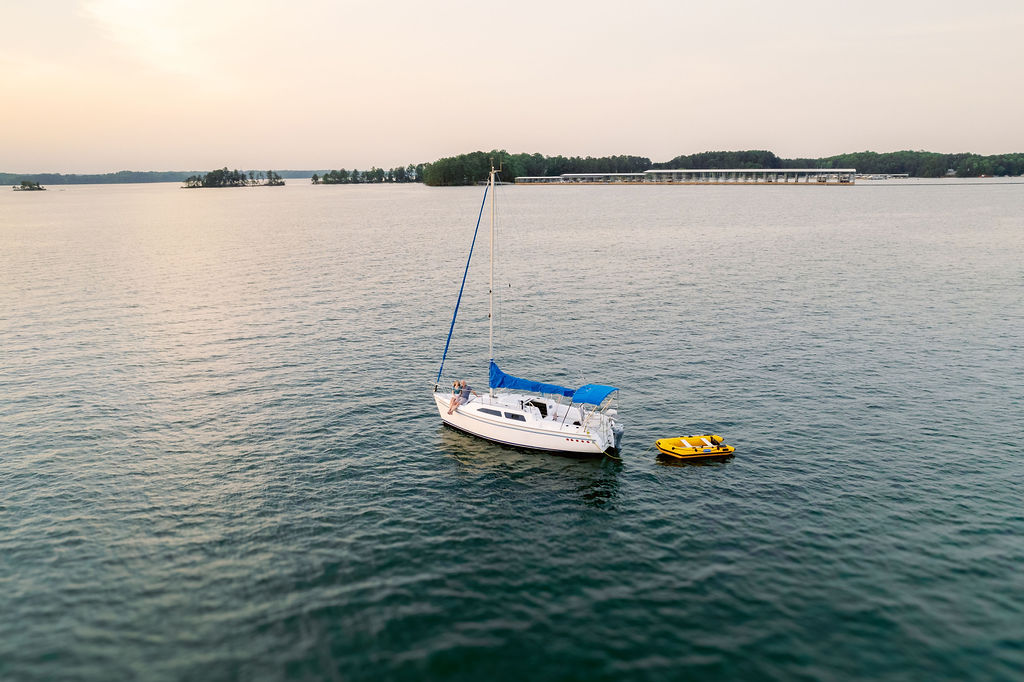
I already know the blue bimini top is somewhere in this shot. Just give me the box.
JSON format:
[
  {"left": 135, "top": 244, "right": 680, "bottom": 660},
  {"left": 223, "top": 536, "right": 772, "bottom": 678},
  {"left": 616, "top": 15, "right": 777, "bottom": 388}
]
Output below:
[{"left": 570, "top": 384, "right": 619, "bottom": 406}]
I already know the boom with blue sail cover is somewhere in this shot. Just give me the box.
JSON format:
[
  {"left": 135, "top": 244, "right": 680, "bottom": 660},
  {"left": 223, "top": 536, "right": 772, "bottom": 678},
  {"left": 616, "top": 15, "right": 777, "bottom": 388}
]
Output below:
[
  {"left": 488, "top": 361, "right": 575, "bottom": 397},
  {"left": 489, "top": 362, "right": 618, "bottom": 405}
]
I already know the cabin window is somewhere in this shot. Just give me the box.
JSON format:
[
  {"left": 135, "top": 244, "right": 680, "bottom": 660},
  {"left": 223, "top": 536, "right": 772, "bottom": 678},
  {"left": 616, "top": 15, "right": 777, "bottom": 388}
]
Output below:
[
  {"left": 478, "top": 408, "right": 502, "bottom": 417},
  {"left": 504, "top": 412, "right": 527, "bottom": 422}
]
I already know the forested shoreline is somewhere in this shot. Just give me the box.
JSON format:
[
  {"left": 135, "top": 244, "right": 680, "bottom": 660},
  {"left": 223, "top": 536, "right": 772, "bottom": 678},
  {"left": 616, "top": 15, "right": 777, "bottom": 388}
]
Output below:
[
  {"left": 422, "top": 150, "right": 1024, "bottom": 185},
  {"left": 5, "top": 149, "right": 1022, "bottom": 187}
]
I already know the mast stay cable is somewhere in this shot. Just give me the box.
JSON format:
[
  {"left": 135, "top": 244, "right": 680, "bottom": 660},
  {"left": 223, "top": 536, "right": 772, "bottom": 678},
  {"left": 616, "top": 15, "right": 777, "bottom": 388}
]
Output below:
[{"left": 435, "top": 184, "right": 489, "bottom": 387}]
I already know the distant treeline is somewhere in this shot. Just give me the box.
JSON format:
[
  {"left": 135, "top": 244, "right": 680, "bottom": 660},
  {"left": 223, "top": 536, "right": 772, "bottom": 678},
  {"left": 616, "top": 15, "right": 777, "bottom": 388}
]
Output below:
[
  {"left": 7, "top": 149, "right": 1023, "bottom": 188},
  {"left": 652, "top": 150, "right": 786, "bottom": 170},
  {"left": 184, "top": 168, "right": 284, "bottom": 188},
  {"left": 313, "top": 164, "right": 426, "bottom": 184},
  {"left": 0, "top": 170, "right": 196, "bottom": 185},
  {"left": 422, "top": 149, "right": 1024, "bottom": 185},
  {"left": 0, "top": 169, "right": 327, "bottom": 185},
  {"left": 787, "top": 150, "right": 1024, "bottom": 178},
  {"left": 658, "top": 150, "right": 1024, "bottom": 178}
]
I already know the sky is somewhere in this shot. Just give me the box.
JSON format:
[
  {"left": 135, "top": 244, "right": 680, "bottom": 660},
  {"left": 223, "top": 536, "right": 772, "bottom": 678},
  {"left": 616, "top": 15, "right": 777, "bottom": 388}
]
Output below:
[{"left": 2, "top": 0, "right": 1023, "bottom": 173}]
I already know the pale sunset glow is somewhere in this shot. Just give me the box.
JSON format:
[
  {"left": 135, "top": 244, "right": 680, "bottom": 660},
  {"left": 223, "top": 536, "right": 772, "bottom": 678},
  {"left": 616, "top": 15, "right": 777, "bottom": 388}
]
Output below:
[{"left": 2, "top": 0, "right": 1023, "bottom": 173}]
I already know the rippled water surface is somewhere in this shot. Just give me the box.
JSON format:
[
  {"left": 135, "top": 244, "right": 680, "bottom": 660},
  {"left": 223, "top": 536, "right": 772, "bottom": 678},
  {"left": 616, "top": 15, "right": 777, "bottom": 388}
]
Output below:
[{"left": 2, "top": 180, "right": 1023, "bottom": 681}]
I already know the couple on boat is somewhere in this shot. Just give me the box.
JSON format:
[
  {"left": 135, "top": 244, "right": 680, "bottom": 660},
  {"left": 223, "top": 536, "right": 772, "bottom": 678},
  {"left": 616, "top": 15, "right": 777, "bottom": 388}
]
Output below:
[{"left": 446, "top": 380, "right": 479, "bottom": 414}]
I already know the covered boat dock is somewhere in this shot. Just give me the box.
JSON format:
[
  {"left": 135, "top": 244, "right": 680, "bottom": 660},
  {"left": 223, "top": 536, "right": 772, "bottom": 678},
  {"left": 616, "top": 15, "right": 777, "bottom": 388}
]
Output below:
[{"left": 515, "top": 168, "right": 856, "bottom": 185}]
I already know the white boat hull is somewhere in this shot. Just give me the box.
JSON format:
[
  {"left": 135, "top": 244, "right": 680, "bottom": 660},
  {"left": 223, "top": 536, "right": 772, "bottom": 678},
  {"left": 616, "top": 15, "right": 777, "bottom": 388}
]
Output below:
[{"left": 434, "top": 392, "right": 621, "bottom": 456}]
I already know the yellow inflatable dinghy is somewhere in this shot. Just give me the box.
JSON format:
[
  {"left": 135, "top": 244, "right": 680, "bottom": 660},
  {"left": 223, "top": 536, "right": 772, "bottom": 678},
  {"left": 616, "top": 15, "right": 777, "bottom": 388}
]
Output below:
[{"left": 655, "top": 434, "right": 735, "bottom": 460}]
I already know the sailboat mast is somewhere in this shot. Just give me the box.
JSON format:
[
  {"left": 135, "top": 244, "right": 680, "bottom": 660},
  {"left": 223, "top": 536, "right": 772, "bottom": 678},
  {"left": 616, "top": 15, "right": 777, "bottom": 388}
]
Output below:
[{"left": 488, "top": 164, "right": 495, "bottom": 397}]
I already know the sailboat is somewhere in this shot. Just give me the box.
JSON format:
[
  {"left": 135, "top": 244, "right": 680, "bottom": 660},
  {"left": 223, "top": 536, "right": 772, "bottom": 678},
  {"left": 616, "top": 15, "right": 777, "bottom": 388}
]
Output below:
[{"left": 432, "top": 165, "right": 624, "bottom": 457}]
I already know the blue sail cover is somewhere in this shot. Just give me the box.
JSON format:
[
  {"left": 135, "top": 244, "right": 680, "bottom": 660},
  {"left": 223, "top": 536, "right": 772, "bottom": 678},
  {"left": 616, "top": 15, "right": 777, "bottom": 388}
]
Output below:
[
  {"left": 571, "top": 384, "right": 619, "bottom": 406},
  {"left": 489, "top": 361, "right": 575, "bottom": 397}
]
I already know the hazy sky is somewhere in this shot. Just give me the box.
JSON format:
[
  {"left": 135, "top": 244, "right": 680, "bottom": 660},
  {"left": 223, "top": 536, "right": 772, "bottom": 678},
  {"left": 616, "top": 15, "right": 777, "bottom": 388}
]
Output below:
[{"left": 2, "top": 0, "right": 1022, "bottom": 173}]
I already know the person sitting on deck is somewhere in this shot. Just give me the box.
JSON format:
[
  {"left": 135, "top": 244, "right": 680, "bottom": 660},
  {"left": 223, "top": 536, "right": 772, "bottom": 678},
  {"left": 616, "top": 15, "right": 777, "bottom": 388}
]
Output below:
[
  {"left": 445, "top": 381, "right": 459, "bottom": 413},
  {"left": 447, "top": 380, "right": 478, "bottom": 415}
]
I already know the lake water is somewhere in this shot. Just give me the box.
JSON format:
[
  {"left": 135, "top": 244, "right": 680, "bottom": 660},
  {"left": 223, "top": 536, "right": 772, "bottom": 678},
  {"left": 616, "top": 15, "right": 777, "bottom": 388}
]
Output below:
[{"left": 2, "top": 179, "right": 1022, "bottom": 681}]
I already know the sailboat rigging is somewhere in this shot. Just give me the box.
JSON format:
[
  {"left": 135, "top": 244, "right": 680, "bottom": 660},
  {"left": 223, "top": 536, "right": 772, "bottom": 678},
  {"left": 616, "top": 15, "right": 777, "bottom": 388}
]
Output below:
[{"left": 433, "top": 164, "right": 624, "bottom": 457}]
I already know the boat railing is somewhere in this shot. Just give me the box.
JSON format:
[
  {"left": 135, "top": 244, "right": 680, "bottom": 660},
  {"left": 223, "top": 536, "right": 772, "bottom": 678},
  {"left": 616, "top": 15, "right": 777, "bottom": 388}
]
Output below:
[{"left": 579, "top": 393, "right": 618, "bottom": 431}]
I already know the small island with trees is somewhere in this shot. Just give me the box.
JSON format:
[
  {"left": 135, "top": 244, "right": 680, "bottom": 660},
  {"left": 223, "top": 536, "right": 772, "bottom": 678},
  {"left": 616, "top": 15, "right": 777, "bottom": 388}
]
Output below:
[
  {"left": 183, "top": 168, "right": 285, "bottom": 188},
  {"left": 312, "top": 165, "right": 424, "bottom": 184},
  {"left": 13, "top": 180, "right": 45, "bottom": 191}
]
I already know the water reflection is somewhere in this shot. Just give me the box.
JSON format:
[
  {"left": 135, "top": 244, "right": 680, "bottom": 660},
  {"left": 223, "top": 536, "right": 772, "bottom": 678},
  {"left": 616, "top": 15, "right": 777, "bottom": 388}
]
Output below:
[
  {"left": 654, "top": 452, "right": 735, "bottom": 468},
  {"left": 572, "top": 471, "right": 620, "bottom": 509},
  {"left": 437, "top": 426, "right": 621, "bottom": 508}
]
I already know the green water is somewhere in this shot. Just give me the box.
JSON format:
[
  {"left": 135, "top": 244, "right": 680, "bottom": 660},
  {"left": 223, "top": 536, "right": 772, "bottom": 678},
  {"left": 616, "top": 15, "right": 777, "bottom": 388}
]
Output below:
[{"left": 2, "top": 180, "right": 1022, "bottom": 680}]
